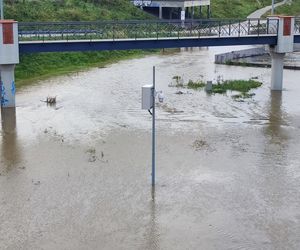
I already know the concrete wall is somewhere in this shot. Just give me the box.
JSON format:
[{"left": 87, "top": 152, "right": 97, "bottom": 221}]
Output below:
[
  {"left": 215, "top": 47, "right": 267, "bottom": 64},
  {"left": 294, "top": 43, "right": 300, "bottom": 52}
]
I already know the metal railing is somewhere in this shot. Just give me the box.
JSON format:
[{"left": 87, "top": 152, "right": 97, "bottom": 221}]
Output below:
[
  {"left": 18, "top": 19, "right": 279, "bottom": 42},
  {"left": 294, "top": 18, "right": 300, "bottom": 34}
]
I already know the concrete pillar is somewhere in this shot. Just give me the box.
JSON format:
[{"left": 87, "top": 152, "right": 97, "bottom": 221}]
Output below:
[
  {"left": 181, "top": 7, "right": 185, "bottom": 17},
  {"left": 192, "top": 6, "right": 194, "bottom": 20},
  {"left": 267, "top": 16, "right": 295, "bottom": 91},
  {"left": 0, "top": 20, "right": 19, "bottom": 108},
  {"left": 1, "top": 107, "right": 16, "bottom": 133},
  {"left": 207, "top": 5, "right": 211, "bottom": 18},
  {"left": 159, "top": 6, "right": 163, "bottom": 19},
  {"left": 270, "top": 51, "right": 285, "bottom": 91},
  {"left": 1, "top": 65, "right": 16, "bottom": 107},
  {"left": 181, "top": 7, "right": 185, "bottom": 27}
]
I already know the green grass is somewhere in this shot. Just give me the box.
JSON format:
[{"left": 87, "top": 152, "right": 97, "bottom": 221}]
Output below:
[
  {"left": 15, "top": 50, "right": 156, "bottom": 88},
  {"left": 170, "top": 77, "right": 262, "bottom": 97},
  {"left": 211, "top": 80, "right": 262, "bottom": 94},
  {"left": 187, "top": 80, "right": 206, "bottom": 89},
  {"left": 5, "top": 0, "right": 152, "bottom": 21},
  {"left": 272, "top": 0, "right": 300, "bottom": 16},
  {"left": 197, "top": 0, "right": 281, "bottom": 19}
]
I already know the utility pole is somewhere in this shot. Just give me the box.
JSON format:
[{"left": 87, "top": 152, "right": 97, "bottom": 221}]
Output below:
[
  {"left": 271, "top": 0, "right": 275, "bottom": 15},
  {"left": 151, "top": 66, "right": 156, "bottom": 186}
]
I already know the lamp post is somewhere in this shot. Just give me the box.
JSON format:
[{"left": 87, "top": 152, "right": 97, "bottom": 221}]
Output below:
[{"left": 271, "top": 0, "right": 275, "bottom": 15}]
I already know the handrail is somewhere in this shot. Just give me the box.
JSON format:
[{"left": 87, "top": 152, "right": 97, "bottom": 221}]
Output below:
[{"left": 18, "top": 19, "right": 279, "bottom": 42}]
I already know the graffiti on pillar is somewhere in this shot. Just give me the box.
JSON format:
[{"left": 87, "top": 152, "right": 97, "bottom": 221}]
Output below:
[
  {"left": 1, "top": 83, "right": 9, "bottom": 106},
  {"left": 11, "top": 81, "right": 16, "bottom": 96}
]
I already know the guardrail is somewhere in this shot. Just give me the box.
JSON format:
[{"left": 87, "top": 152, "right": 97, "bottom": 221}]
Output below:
[{"left": 18, "top": 19, "right": 279, "bottom": 42}]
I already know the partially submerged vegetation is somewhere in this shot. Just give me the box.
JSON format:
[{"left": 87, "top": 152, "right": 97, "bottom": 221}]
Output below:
[
  {"left": 170, "top": 76, "right": 263, "bottom": 99},
  {"left": 211, "top": 80, "right": 262, "bottom": 94},
  {"left": 187, "top": 80, "right": 206, "bottom": 90}
]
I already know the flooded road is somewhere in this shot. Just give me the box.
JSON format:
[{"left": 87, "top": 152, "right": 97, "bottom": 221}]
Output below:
[{"left": 1, "top": 46, "right": 300, "bottom": 249}]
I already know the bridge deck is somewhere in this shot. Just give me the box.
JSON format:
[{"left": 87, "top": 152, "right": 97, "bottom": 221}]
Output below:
[{"left": 19, "top": 35, "right": 279, "bottom": 53}]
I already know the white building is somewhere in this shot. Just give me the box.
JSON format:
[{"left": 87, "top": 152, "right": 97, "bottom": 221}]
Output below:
[{"left": 132, "top": 0, "right": 211, "bottom": 19}]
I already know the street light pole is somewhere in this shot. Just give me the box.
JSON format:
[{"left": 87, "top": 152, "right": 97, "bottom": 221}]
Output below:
[{"left": 271, "top": 0, "right": 275, "bottom": 15}]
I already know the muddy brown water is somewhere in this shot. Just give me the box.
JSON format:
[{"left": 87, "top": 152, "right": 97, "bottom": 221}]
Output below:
[{"left": 1, "top": 46, "right": 300, "bottom": 249}]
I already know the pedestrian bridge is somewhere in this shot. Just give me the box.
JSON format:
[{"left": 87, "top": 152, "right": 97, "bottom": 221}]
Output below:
[{"left": 18, "top": 18, "right": 300, "bottom": 53}]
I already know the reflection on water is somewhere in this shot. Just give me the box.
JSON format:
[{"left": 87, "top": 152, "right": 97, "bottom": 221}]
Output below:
[
  {"left": 145, "top": 187, "right": 160, "bottom": 250},
  {"left": 0, "top": 107, "right": 21, "bottom": 171},
  {"left": 265, "top": 91, "right": 288, "bottom": 144},
  {"left": 259, "top": 90, "right": 293, "bottom": 248}
]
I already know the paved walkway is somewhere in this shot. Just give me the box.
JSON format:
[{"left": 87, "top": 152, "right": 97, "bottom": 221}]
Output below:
[{"left": 247, "top": 0, "right": 289, "bottom": 18}]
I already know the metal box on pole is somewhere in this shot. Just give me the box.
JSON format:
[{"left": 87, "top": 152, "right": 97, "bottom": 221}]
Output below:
[{"left": 142, "top": 84, "right": 154, "bottom": 110}]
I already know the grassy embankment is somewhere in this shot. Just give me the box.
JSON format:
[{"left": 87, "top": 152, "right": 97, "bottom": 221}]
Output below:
[
  {"left": 272, "top": 0, "right": 300, "bottom": 16},
  {"left": 202, "top": 0, "right": 281, "bottom": 18},
  {"left": 5, "top": 0, "right": 153, "bottom": 87}
]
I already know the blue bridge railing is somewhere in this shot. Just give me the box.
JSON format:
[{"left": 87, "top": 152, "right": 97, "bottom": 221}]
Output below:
[{"left": 18, "top": 19, "right": 282, "bottom": 42}]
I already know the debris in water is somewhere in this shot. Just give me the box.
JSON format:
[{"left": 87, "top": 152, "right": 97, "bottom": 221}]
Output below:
[
  {"left": 192, "top": 139, "right": 209, "bottom": 151},
  {"left": 86, "top": 148, "right": 97, "bottom": 163},
  {"left": 161, "top": 104, "right": 184, "bottom": 114},
  {"left": 32, "top": 180, "right": 41, "bottom": 185},
  {"left": 88, "top": 155, "right": 97, "bottom": 162},
  {"left": 41, "top": 96, "right": 57, "bottom": 105}
]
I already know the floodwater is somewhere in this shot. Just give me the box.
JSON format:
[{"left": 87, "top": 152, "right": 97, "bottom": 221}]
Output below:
[{"left": 1, "top": 46, "right": 300, "bottom": 249}]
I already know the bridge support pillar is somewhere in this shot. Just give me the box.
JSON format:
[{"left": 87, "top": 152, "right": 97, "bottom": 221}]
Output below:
[
  {"left": 269, "top": 50, "right": 285, "bottom": 91},
  {"left": 159, "top": 6, "right": 163, "bottom": 19},
  {"left": 0, "top": 65, "right": 16, "bottom": 107},
  {"left": 0, "top": 20, "right": 19, "bottom": 108},
  {"left": 267, "top": 16, "right": 295, "bottom": 91}
]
